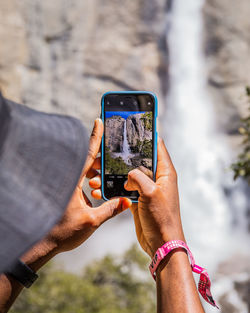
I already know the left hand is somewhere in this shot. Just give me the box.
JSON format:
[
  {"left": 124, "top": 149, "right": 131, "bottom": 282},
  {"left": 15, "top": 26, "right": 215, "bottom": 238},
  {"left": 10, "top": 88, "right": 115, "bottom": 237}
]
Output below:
[{"left": 22, "top": 118, "right": 132, "bottom": 268}]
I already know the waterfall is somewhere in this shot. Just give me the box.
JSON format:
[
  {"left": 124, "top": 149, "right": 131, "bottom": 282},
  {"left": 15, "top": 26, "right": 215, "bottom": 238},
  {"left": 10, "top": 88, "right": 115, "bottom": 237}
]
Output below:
[
  {"left": 164, "top": 0, "right": 249, "bottom": 311},
  {"left": 123, "top": 120, "right": 131, "bottom": 164}
]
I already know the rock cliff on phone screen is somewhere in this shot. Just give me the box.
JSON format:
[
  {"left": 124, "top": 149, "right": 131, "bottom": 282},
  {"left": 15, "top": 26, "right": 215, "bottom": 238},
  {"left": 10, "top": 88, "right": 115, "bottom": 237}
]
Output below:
[{"left": 105, "top": 112, "right": 152, "bottom": 175}]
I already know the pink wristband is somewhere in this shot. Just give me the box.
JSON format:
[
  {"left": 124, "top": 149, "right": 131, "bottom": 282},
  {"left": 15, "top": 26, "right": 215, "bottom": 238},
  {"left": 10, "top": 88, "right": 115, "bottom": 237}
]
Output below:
[{"left": 149, "top": 240, "right": 218, "bottom": 309}]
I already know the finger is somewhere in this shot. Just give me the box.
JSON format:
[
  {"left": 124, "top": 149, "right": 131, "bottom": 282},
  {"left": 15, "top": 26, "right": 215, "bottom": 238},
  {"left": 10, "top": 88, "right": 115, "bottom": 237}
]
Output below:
[
  {"left": 86, "top": 168, "right": 99, "bottom": 179},
  {"left": 79, "top": 118, "right": 103, "bottom": 186},
  {"left": 91, "top": 189, "right": 102, "bottom": 200},
  {"left": 137, "top": 166, "right": 153, "bottom": 180},
  {"left": 84, "top": 118, "right": 103, "bottom": 173},
  {"left": 129, "top": 204, "right": 153, "bottom": 256},
  {"left": 89, "top": 174, "right": 101, "bottom": 189},
  {"left": 94, "top": 197, "right": 132, "bottom": 226},
  {"left": 156, "top": 137, "right": 176, "bottom": 182},
  {"left": 130, "top": 204, "right": 143, "bottom": 238},
  {"left": 129, "top": 202, "right": 138, "bottom": 215},
  {"left": 124, "top": 168, "right": 156, "bottom": 197},
  {"left": 92, "top": 157, "right": 101, "bottom": 170}
]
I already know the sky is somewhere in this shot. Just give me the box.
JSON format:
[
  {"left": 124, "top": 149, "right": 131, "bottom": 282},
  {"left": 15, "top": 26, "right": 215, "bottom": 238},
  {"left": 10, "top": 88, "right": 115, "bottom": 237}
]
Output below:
[{"left": 105, "top": 111, "right": 145, "bottom": 120}]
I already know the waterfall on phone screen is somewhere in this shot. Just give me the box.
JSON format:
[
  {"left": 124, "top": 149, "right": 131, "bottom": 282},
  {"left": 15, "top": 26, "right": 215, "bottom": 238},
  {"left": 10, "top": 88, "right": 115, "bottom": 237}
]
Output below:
[
  {"left": 123, "top": 120, "right": 131, "bottom": 164},
  {"left": 164, "top": 0, "right": 249, "bottom": 311}
]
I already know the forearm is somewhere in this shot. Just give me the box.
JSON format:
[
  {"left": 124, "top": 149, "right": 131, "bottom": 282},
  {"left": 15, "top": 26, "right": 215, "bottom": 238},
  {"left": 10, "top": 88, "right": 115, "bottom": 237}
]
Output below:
[
  {"left": 0, "top": 274, "right": 23, "bottom": 313},
  {"left": 156, "top": 249, "right": 205, "bottom": 313},
  {"left": 0, "top": 238, "right": 57, "bottom": 313}
]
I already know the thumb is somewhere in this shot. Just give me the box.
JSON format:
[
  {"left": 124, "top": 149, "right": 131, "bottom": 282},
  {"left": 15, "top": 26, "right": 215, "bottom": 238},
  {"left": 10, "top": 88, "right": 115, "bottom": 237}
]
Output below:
[
  {"left": 156, "top": 137, "right": 176, "bottom": 181},
  {"left": 124, "top": 168, "right": 156, "bottom": 197},
  {"left": 94, "top": 197, "right": 132, "bottom": 226},
  {"left": 79, "top": 118, "right": 103, "bottom": 187}
]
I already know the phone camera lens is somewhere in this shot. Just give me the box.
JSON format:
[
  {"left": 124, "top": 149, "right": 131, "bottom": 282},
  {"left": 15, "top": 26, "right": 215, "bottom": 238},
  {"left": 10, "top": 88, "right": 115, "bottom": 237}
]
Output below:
[
  {"left": 107, "top": 101, "right": 110, "bottom": 105},
  {"left": 120, "top": 101, "right": 124, "bottom": 106}
]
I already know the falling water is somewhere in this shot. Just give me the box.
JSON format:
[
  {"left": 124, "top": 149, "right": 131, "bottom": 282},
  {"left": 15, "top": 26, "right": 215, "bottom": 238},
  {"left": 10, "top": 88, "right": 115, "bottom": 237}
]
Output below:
[
  {"left": 123, "top": 120, "right": 131, "bottom": 164},
  {"left": 164, "top": 0, "right": 249, "bottom": 311}
]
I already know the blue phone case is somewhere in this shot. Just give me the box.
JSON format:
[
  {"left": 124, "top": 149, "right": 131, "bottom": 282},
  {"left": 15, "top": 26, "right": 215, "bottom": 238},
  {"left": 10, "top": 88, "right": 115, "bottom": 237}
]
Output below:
[{"left": 101, "top": 91, "right": 158, "bottom": 203}]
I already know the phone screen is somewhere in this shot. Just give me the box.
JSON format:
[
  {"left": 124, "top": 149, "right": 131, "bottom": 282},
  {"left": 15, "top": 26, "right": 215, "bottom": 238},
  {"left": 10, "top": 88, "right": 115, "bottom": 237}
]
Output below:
[{"left": 102, "top": 93, "right": 156, "bottom": 201}]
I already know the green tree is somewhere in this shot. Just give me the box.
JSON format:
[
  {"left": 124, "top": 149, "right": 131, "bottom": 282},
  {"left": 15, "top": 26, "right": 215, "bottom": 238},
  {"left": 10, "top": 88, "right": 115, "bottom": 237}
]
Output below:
[
  {"left": 232, "top": 86, "right": 250, "bottom": 184},
  {"left": 10, "top": 245, "right": 155, "bottom": 313},
  {"left": 142, "top": 112, "right": 153, "bottom": 131},
  {"left": 105, "top": 147, "right": 133, "bottom": 174},
  {"left": 141, "top": 139, "right": 152, "bottom": 158}
]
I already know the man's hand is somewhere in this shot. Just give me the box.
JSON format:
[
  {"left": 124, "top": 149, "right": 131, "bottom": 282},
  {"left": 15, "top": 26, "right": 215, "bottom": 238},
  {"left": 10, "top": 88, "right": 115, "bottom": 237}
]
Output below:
[
  {"left": 124, "top": 137, "right": 185, "bottom": 258},
  {"left": 0, "top": 118, "right": 131, "bottom": 313},
  {"left": 123, "top": 138, "right": 205, "bottom": 313}
]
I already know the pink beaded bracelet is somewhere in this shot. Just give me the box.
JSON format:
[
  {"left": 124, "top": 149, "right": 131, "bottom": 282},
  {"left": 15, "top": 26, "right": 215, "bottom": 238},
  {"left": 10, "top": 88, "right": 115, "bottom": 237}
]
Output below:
[{"left": 149, "top": 240, "right": 218, "bottom": 308}]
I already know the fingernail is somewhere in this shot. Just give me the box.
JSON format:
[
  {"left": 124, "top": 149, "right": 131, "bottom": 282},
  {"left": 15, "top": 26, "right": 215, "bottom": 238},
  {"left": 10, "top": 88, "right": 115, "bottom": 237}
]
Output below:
[
  {"left": 122, "top": 198, "right": 132, "bottom": 210},
  {"left": 95, "top": 118, "right": 102, "bottom": 124},
  {"left": 92, "top": 189, "right": 102, "bottom": 200}
]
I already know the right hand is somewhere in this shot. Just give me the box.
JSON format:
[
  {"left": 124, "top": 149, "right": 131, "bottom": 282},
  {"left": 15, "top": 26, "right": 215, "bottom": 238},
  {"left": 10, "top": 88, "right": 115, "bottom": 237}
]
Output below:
[{"left": 124, "top": 138, "right": 186, "bottom": 258}]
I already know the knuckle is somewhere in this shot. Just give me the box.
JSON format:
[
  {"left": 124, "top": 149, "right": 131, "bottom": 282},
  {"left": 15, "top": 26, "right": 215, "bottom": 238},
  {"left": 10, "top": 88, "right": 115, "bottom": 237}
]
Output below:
[
  {"left": 109, "top": 200, "right": 119, "bottom": 213},
  {"left": 108, "top": 205, "right": 116, "bottom": 218},
  {"left": 127, "top": 170, "right": 135, "bottom": 179},
  {"left": 128, "top": 168, "right": 140, "bottom": 180},
  {"left": 90, "top": 126, "right": 98, "bottom": 139},
  {"left": 87, "top": 147, "right": 96, "bottom": 161},
  {"left": 109, "top": 199, "right": 122, "bottom": 217},
  {"left": 85, "top": 211, "right": 99, "bottom": 228},
  {"left": 144, "top": 184, "right": 158, "bottom": 198}
]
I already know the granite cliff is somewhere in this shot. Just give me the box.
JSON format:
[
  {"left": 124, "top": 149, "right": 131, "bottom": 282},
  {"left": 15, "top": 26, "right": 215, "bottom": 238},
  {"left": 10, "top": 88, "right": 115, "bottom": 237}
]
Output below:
[
  {"left": 203, "top": 0, "right": 250, "bottom": 144},
  {"left": 0, "top": 0, "right": 248, "bottom": 143},
  {"left": 105, "top": 116, "right": 124, "bottom": 153},
  {"left": 0, "top": 0, "right": 169, "bottom": 130},
  {"left": 126, "top": 112, "right": 152, "bottom": 154}
]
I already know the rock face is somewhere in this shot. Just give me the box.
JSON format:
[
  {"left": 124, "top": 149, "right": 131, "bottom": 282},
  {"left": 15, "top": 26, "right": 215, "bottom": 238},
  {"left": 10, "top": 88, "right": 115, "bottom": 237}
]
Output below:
[
  {"left": 105, "top": 116, "right": 125, "bottom": 152},
  {"left": 127, "top": 112, "right": 152, "bottom": 153},
  {"left": 203, "top": 0, "right": 250, "bottom": 141},
  {"left": 130, "top": 157, "right": 152, "bottom": 169},
  {"left": 0, "top": 0, "right": 169, "bottom": 131}
]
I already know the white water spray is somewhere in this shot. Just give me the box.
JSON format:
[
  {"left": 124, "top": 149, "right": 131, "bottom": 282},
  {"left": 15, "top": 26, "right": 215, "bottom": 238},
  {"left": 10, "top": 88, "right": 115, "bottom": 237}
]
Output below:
[
  {"left": 122, "top": 120, "right": 131, "bottom": 164},
  {"left": 165, "top": 0, "right": 249, "bottom": 311}
]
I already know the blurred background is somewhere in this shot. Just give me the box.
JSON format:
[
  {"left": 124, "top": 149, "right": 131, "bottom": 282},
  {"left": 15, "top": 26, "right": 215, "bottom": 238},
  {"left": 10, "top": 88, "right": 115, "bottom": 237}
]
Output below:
[{"left": 0, "top": 0, "right": 249, "bottom": 312}]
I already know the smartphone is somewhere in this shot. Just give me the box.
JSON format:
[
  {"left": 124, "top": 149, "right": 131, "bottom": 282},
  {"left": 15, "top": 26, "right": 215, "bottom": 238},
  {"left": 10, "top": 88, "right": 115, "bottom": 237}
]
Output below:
[{"left": 101, "top": 91, "right": 158, "bottom": 202}]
